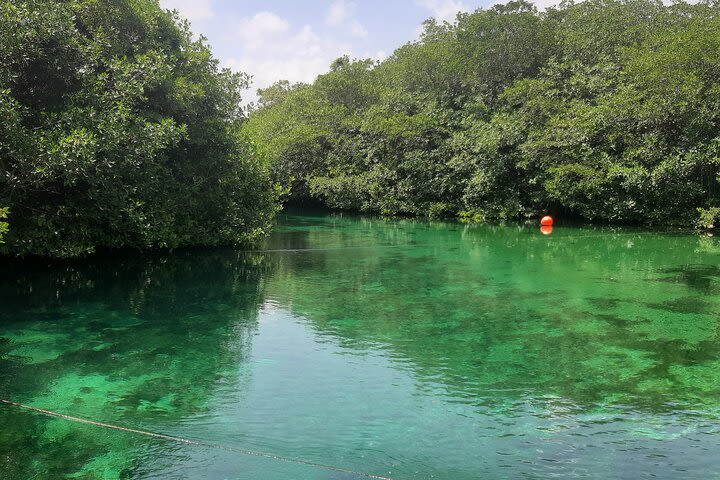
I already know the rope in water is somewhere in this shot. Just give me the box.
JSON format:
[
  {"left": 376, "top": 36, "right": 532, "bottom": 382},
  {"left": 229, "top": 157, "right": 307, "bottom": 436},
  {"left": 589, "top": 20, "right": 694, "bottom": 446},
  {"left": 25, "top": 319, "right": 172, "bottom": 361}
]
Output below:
[{"left": 0, "top": 399, "right": 396, "bottom": 480}]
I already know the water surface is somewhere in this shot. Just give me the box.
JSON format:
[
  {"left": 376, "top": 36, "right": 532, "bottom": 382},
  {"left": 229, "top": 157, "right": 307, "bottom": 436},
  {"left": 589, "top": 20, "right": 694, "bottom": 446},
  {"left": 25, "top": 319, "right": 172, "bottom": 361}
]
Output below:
[{"left": 2, "top": 213, "right": 720, "bottom": 479}]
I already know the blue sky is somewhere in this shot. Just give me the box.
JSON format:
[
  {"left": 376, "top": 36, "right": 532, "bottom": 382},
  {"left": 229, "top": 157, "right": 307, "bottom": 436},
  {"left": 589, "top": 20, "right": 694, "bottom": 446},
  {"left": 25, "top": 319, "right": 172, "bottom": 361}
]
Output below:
[{"left": 158, "top": 0, "right": 552, "bottom": 103}]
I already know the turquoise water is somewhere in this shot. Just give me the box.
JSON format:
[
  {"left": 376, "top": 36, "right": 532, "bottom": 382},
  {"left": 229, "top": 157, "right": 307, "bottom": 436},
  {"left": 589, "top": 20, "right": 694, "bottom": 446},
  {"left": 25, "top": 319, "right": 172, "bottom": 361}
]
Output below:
[{"left": 2, "top": 212, "right": 720, "bottom": 478}]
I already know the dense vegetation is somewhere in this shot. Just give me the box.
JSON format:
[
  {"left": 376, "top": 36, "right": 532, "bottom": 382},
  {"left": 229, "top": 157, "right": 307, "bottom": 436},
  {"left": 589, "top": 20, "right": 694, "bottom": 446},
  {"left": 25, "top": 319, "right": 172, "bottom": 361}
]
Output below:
[
  {"left": 246, "top": 0, "right": 720, "bottom": 226},
  {"left": 3, "top": 0, "right": 719, "bottom": 257},
  {"left": 0, "top": 207, "right": 7, "bottom": 244},
  {"left": 0, "top": 0, "right": 278, "bottom": 257}
]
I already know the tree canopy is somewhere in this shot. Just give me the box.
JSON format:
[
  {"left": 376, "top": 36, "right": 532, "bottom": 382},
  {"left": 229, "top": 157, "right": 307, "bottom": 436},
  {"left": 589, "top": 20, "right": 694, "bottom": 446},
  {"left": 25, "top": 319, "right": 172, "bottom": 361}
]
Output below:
[
  {"left": 3, "top": 0, "right": 719, "bottom": 259},
  {"left": 0, "top": 0, "right": 279, "bottom": 257},
  {"left": 246, "top": 0, "right": 720, "bottom": 226}
]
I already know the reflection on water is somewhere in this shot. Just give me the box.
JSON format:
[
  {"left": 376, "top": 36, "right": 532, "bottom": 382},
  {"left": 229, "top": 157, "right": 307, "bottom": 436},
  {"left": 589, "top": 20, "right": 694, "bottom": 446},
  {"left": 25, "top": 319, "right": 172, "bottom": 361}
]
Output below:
[{"left": 2, "top": 213, "right": 720, "bottom": 478}]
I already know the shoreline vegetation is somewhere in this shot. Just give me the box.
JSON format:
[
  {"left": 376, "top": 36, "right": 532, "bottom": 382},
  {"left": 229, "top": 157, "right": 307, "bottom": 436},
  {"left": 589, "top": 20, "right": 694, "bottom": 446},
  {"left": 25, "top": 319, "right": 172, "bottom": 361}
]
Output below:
[
  {"left": 247, "top": 0, "right": 720, "bottom": 229},
  {"left": 0, "top": 0, "right": 279, "bottom": 257},
  {"left": 2, "top": 0, "right": 720, "bottom": 257}
]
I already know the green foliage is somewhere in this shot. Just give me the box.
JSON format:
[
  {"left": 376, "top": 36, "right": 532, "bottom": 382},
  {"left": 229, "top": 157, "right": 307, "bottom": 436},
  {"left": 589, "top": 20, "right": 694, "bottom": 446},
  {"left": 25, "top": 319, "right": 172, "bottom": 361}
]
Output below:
[
  {"left": 246, "top": 0, "right": 720, "bottom": 226},
  {"left": 0, "top": 207, "right": 8, "bottom": 243},
  {"left": 0, "top": 0, "right": 279, "bottom": 257},
  {"left": 696, "top": 207, "right": 720, "bottom": 230}
]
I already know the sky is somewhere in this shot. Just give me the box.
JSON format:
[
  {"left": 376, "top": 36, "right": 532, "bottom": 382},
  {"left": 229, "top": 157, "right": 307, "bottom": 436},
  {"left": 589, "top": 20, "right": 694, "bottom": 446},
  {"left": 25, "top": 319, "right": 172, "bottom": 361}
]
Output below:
[{"left": 158, "top": 0, "right": 557, "bottom": 104}]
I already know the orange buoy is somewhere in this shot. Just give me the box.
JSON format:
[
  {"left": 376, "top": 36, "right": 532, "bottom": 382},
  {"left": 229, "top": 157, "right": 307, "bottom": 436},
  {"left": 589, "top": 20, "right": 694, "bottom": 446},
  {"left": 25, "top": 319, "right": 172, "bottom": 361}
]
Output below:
[
  {"left": 540, "top": 215, "right": 553, "bottom": 226},
  {"left": 540, "top": 225, "right": 553, "bottom": 236}
]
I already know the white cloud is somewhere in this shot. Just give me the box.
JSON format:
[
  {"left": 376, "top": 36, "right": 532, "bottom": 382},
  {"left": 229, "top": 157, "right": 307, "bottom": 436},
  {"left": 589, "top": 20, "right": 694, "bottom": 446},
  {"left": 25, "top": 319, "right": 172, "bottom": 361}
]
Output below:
[
  {"left": 236, "top": 11, "right": 290, "bottom": 49},
  {"left": 529, "top": 0, "right": 561, "bottom": 10},
  {"left": 225, "top": 11, "right": 355, "bottom": 105},
  {"left": 369, "top": 50, "right": 387, "bottom": 62},
  {"left": 325, "top": 1, "right": 368, "bottom": 38},
  {"left": 416, "top": 0, "right": 468, "bottom": 23},
  {"left": 159, "top": 0, "right": 213, "bottom": 25},
  {"left": 350, "top": 20, "right": 369, "bottom": 38},
  {"left": 326, "top": 0, "right": 350, "bottom": 26}
]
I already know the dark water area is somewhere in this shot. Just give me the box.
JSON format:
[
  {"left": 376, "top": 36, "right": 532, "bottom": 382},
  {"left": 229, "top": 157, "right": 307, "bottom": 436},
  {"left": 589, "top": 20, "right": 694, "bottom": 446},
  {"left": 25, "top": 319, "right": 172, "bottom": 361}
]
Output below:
[{"left": 2, "top": 212, "right": 720, "bottom": 479}]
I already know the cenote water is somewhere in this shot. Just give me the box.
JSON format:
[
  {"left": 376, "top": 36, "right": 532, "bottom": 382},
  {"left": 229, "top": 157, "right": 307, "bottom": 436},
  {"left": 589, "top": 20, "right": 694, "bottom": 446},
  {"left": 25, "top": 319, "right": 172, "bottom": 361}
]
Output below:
[{"left": 2, "top": 212, "right": 720, "bottom": 479}]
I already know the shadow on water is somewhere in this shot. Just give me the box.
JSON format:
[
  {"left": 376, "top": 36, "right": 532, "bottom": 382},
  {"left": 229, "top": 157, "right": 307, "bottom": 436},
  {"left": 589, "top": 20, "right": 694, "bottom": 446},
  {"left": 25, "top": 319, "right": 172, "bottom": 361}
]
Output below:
[
  {"left": 655, "top": 264, "right": 720, "bottom": 294},
  {"left": 0, "top": 250, "right": 273, "bottom": 478}
]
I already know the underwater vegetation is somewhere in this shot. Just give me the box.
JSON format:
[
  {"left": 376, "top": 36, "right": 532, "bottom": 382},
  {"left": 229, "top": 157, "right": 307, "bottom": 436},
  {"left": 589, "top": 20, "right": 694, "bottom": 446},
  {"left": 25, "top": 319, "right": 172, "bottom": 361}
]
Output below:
[{"left": 2, "top": 214, "right": 720, "bottom": 478}]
